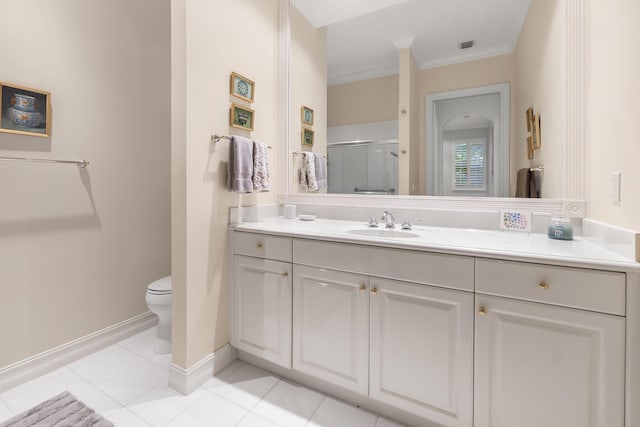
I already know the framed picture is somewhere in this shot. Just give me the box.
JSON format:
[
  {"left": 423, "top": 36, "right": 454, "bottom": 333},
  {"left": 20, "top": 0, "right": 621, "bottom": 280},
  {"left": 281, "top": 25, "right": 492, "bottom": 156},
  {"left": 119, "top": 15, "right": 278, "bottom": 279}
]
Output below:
[
  {"left": 526, "top": 107, "right": 534, "bottom": 132},
  {"left": 527, "top": 136, "right": 534, "bottom": 160},
  {"left": 302, "top": 128, "right": 314, "bottom": 146},
  {"left": 301, "top": 106, "right": 314, "bottom": 125},
  {"left": 532, "top": 114, "right": 541, "bottom": 149},
  {"left": 230, "top": 72, "right": 255, "bottom": 103},
  {"left": 1, "top": 82, "right": 51, "bottom": 137},
  {"left": 230, "top": 104, "right": 255, "bottom": 131}
]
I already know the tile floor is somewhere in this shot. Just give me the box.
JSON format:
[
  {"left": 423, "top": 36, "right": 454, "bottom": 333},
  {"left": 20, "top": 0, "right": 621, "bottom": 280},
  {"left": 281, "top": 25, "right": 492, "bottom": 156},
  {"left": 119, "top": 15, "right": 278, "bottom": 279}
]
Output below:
[{"left": 0, "top": 327, "right": 405, "bottom": 427}]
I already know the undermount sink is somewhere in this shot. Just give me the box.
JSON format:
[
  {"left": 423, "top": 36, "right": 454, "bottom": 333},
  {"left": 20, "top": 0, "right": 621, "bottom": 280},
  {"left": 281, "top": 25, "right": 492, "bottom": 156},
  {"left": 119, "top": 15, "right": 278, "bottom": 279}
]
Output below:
[{"left": 345, "top": 228, "right": 421, "bottom": 238}]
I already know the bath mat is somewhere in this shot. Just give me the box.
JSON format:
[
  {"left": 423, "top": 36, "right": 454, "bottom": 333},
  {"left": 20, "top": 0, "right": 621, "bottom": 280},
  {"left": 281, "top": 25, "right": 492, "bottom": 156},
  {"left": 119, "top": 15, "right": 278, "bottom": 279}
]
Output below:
[{"left": 0, "top": 391, "right": 114, "bottom": 427}]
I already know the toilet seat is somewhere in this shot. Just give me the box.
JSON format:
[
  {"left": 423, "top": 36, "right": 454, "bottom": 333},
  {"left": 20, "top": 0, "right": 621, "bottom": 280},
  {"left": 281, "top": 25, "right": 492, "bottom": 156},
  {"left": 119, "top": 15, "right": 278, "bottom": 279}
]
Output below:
[
  {"left": 147, "top": 276, "right": 172, "bottom": 295},
  {"left": 147, "top": 289, "right": 171, "bottom": 296}
]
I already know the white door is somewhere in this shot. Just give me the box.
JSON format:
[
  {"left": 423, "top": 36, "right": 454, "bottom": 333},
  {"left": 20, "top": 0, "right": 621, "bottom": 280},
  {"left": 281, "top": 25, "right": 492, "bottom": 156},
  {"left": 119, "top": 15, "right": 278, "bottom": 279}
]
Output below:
[
  {"left": 232, "top": 255, "right": 292, "bottom": 368},
  {"left": 474, "top": 295, "right": 625, "bottom": 427},
  {"left": 369, "top": 278, "right": 474, "bottom": 427},
  {"left": 293, "top": 265, "right": 369, "bottom": 394}
]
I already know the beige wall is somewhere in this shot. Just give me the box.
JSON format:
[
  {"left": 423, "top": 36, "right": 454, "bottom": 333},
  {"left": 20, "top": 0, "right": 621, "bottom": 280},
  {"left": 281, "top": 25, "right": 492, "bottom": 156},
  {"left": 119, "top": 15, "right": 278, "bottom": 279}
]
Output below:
[
  {"left": 586, "top": 0, "right": 640, "bottom": 231},
  {"left": 0, "top": 0, "right": 171, "bottom": 368},
  {"left": 418, "top": 54, "right": 515, "bottom": 194},
  {"left": 171, "top": 0, "right": 281, "bottom": 368},
  {"left": 327, "top": 75, "right": 399, "bottom": 127},
  {"left": 513, "top": 0, "right": 563, "bottom": 198},
  {"left": 398, "top": 49, "right": 420, "bottom": 195},
  {"left": 290, "top": 6, "right": 327, "bottom": 192}
]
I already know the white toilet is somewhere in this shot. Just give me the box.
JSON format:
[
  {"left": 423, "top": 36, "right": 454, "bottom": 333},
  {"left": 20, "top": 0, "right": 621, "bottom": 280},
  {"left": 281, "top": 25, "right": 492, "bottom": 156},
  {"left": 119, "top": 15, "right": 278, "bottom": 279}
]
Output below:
[{"left": 145, "top": 276, "right": 172, "bottom": 354}]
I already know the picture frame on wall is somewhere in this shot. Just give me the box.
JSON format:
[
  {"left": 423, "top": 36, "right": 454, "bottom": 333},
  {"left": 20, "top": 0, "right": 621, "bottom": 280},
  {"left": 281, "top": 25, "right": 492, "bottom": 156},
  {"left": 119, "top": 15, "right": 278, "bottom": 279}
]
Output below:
[
  {"left": 527, "top": 136, "right": 534, "bottom": 160},
  {"left": 230, "top": 72, "right": 255, "bottom": 103},
  {"left": 230, "top": 104, "right": 255, "bottom": 131},
  {"left": 532, "top": 114, "right": 541, "bottom": 149},
  {"left": 0, "top": 82, "right": 51, "bottom": 137},
  {"left": 526, "top": 107, "right": 534, "bottom": 132},
  {"left": 302, "top": 128, "right": 314, "bottom": 146},
  {"left": 301, "top": 105, "right": 314, "bottom": 125}
]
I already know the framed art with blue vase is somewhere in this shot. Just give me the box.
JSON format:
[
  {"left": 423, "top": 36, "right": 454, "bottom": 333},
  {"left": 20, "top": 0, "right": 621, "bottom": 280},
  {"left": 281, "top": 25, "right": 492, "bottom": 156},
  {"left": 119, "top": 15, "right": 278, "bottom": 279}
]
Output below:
[
  {"left": 0, "top": 82, "right": 51, "bottom": 137},
  {"left": 301, "top": 105, "right": 314, "bottom": 125},
  {"left": 230, "top": 72, "right": 255, "bottom": 103}
]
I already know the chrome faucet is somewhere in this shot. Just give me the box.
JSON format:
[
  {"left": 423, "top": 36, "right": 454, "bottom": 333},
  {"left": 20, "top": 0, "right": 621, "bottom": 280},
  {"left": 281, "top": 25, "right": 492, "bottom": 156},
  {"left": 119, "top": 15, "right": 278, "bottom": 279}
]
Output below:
[{"left": 381, "top": 211, "right": 395, "bottom": 228}]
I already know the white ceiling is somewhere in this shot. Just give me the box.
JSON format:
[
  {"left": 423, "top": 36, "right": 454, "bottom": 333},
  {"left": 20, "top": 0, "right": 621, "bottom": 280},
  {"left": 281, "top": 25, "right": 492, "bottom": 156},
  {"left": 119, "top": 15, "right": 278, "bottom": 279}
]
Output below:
[{"left": 291, "top": 0, "right": 532, "bottom": 86}]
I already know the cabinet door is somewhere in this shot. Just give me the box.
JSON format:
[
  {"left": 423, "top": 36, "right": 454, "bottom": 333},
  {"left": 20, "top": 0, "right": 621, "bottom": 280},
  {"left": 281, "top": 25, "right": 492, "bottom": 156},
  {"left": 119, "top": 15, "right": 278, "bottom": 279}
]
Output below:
[
  {"left": 232, "top": 255, "right": 292, "bottom": 368},
  {"left": 370, "top": 278, "right": 474, "bottom": 427},
  {"left": 474, "top": 295, "right": 625, "bottom": 427},
  {"left": 293, "top": 265, "right": 369, "bottom": 394}
]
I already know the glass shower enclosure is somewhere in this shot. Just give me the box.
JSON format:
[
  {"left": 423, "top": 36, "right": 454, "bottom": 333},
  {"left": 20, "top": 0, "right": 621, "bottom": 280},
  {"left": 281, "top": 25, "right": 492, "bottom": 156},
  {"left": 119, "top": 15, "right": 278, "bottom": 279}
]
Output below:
[{"left": 327, "top": 139, "right": 399, "bottom": 195}]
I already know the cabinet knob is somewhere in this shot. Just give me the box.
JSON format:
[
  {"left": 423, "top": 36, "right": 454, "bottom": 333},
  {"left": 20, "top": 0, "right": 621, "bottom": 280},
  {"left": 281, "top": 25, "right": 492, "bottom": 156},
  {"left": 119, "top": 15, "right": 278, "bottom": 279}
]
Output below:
[
  {"left": 256, "top": 243, "right": 263, "bottom": 250},
  {"left": 282, "top": 271, "right": 288, "bottom": 277},
  {"left": 539, "top": 281, "right": 550, "bottom": 290},
  {"left": 371, "top": 287, "right": 378, "bottom": 295},
  {"left": 478, "top": 306, "right": 487, "bottom": 316},
  {"left": 359, "top": 285, "right": 366, "bottom": 293}
]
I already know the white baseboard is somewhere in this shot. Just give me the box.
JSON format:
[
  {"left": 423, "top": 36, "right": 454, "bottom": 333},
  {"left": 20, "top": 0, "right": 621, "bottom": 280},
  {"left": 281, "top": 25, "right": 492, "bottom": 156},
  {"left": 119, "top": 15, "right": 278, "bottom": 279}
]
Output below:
[
  {"left": 0, "top": 311, "right": 157, "bottom": 393},
  {"left": 169, "top": 344, "right": 237, "bottom": 395}
]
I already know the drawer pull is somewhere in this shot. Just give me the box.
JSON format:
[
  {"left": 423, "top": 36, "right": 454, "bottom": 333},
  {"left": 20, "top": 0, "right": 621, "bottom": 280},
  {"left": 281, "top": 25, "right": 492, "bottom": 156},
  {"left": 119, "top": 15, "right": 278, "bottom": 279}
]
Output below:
[
  {"left": 371, "top": 287, "right": 378, "bottom": 295},
  {"left": 359, "top": 285, "right": 366, "bottom": 293},
  {"left": 538, "top": 281, "right": 550, "bottom": 290},
  {"left": 256, "top": 243, "right": 263, "bottom": 250},
  {"left": 478, "top": 306, "right": 487, "bottom": 316},
  {"left": 282, "top": 271, "right": 288, "bottom": 277}
]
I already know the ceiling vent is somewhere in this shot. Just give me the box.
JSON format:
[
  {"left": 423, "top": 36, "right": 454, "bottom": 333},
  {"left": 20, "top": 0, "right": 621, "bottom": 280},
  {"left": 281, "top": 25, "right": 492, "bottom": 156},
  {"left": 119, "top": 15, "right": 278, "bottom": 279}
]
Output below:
[{"left": 460, "top": 40, "right": 475, "bottom": 50}]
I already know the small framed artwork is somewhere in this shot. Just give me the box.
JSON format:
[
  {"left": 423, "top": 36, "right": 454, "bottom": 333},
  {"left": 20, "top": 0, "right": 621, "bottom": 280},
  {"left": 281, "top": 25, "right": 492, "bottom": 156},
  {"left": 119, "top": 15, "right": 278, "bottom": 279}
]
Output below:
[
  {"left": 230, "top": 72, "right": 255, "bottom": 103},
  {"left": 527, "top": 136, "right": 534, "bottom": 160},
  {"left": 302, "top": 128, "right": 314, "bottom": 146},
  {"left": 301, "top": 106, "right": 314, "bottom": 125},
  {"left": 526, "top": 107, "right": 534, "bottom": 132},
  {"left": 230, "top": 104, "right": 255, "bottom": 131},
  {"left": 532, "top": 114, "right": 541, "bottom": 149},
  {"left": 0, "top": 82, "right": 51, "bottom": 137}
]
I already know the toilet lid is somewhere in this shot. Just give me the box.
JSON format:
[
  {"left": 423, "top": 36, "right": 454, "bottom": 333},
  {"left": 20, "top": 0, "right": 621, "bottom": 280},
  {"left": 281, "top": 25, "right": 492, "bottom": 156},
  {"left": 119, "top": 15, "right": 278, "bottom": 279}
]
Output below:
[{"left": 148, "top": 276, "right": 172, "bottom": 293}]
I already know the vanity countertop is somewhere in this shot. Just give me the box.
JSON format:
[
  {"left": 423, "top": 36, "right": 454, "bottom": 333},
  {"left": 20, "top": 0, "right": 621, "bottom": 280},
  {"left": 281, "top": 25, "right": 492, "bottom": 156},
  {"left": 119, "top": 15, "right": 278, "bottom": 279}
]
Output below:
[{"left": 231, "top": 217, "right": 640, "bottom": 272}]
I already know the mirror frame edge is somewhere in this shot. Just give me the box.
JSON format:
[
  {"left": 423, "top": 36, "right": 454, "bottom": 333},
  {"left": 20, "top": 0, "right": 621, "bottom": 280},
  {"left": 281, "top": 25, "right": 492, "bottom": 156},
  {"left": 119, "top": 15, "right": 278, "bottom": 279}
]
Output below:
[{"left": 280, "top": 0, "right": 586, "bottom": 218}]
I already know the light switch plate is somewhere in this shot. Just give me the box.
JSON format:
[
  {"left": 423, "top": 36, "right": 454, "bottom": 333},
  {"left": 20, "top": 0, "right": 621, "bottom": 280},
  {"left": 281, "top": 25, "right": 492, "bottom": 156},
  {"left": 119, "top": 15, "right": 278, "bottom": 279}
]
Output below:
[{"left": 499, "top": 209, "right": 532, "bottom": 233}]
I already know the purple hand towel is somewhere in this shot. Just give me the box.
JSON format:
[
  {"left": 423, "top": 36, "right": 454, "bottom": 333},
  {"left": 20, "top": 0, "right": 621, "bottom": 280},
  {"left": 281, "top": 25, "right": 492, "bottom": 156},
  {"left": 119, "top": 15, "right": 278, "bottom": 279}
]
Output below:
[{"left": 227, "top": 136, "right": 254, "bottom": 193}]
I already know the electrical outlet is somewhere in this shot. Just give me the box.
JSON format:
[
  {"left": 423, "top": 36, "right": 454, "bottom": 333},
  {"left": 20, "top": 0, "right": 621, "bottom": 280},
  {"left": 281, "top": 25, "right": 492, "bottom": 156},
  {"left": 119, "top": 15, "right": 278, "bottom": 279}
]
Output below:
[{"left": 611, "top": 172, "right": 621, "bottom": 205}]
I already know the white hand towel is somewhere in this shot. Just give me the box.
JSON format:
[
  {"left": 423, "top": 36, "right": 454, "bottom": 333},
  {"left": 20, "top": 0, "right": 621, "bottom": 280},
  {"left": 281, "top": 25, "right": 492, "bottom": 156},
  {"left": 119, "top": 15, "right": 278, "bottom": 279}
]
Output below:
[
  {"left": 299, "top": 152, "right": 318, "bottom": 192},
  {"left": 227, "top": 136, "right": 254, "bottom": 193},
  {"left": 314, "top": 154, "right": 327, "bottom": 190},
  {"left": 252, "top": 140, "right": 270, "bottom": 192}
]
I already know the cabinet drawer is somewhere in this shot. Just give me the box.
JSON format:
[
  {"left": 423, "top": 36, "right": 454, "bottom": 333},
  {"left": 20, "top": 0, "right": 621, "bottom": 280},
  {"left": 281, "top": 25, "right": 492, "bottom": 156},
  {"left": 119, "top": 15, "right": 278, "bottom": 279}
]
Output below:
[
  {"left": 476, "top": 259, "right": 626, "bottom": 315},
  {"left": 234, "top": 232, "right": 292, "bottom": 262},
  {"left": 294, "top": 239, "right": 474, "bottom": 292}
]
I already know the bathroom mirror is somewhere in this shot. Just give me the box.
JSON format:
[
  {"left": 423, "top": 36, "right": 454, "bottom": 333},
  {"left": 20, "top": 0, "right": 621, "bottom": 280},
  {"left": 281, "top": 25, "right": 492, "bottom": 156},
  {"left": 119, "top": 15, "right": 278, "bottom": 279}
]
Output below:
[{"left": 288, "top": 0, "right": 579, "bottom": 202}]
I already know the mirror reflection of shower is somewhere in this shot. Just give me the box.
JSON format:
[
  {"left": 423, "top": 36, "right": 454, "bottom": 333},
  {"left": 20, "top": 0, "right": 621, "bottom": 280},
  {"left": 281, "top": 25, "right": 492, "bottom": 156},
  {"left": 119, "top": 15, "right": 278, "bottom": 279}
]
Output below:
[{"left": 328, "top": 139, "right": 399, "bottom": 195}]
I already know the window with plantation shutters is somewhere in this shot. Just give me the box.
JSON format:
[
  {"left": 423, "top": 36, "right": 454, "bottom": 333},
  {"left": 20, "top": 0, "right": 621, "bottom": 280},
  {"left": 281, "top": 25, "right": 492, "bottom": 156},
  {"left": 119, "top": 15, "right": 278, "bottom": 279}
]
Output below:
[{"left": 454, "top": 140, "right": 486, "bottom": 190}]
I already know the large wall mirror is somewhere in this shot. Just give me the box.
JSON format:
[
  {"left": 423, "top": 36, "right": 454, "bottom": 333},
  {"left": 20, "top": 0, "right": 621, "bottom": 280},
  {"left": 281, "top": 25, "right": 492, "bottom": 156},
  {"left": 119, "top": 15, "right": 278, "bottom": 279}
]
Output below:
[{"left": 287, "top": 0, "right": 585, "bottom": 210}]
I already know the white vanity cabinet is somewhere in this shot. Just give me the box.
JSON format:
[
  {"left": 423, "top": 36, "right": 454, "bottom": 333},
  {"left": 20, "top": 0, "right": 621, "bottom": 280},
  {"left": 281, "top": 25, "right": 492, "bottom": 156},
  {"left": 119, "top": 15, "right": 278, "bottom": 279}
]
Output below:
[
  {"left": 232, "top": 233, "right": 293, "bottom": 368},
  {"left": 369, "top": 277, "right": 474, "bottom": 427},
  {"left": 292, "top": 265, "right": 370, "bottom": 394},
  {"left": 474, "top": 259, "right": 626, "bottom": 427},
  {"left": 230, "top": 228, "right": 632, "bottom": 427},
  {"left": 292, "top": 240, "right": 475, "bottom": 427}
]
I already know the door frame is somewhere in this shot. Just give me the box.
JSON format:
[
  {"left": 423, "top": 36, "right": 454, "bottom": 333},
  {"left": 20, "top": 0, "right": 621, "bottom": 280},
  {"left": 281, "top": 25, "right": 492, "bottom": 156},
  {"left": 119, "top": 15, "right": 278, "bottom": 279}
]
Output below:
[{"left": 426, "top": 83, "right": 510, "bottom": 196}]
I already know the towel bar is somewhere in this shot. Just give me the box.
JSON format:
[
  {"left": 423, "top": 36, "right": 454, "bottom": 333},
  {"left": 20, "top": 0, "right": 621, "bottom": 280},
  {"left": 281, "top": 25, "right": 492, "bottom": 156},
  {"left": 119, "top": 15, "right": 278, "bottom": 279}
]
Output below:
[
  {"left": 0, "top": 156, "right": 89, "bottom": 168},
  {"left": 211, "top": 134, "right": 272, "bottom": 148}
]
